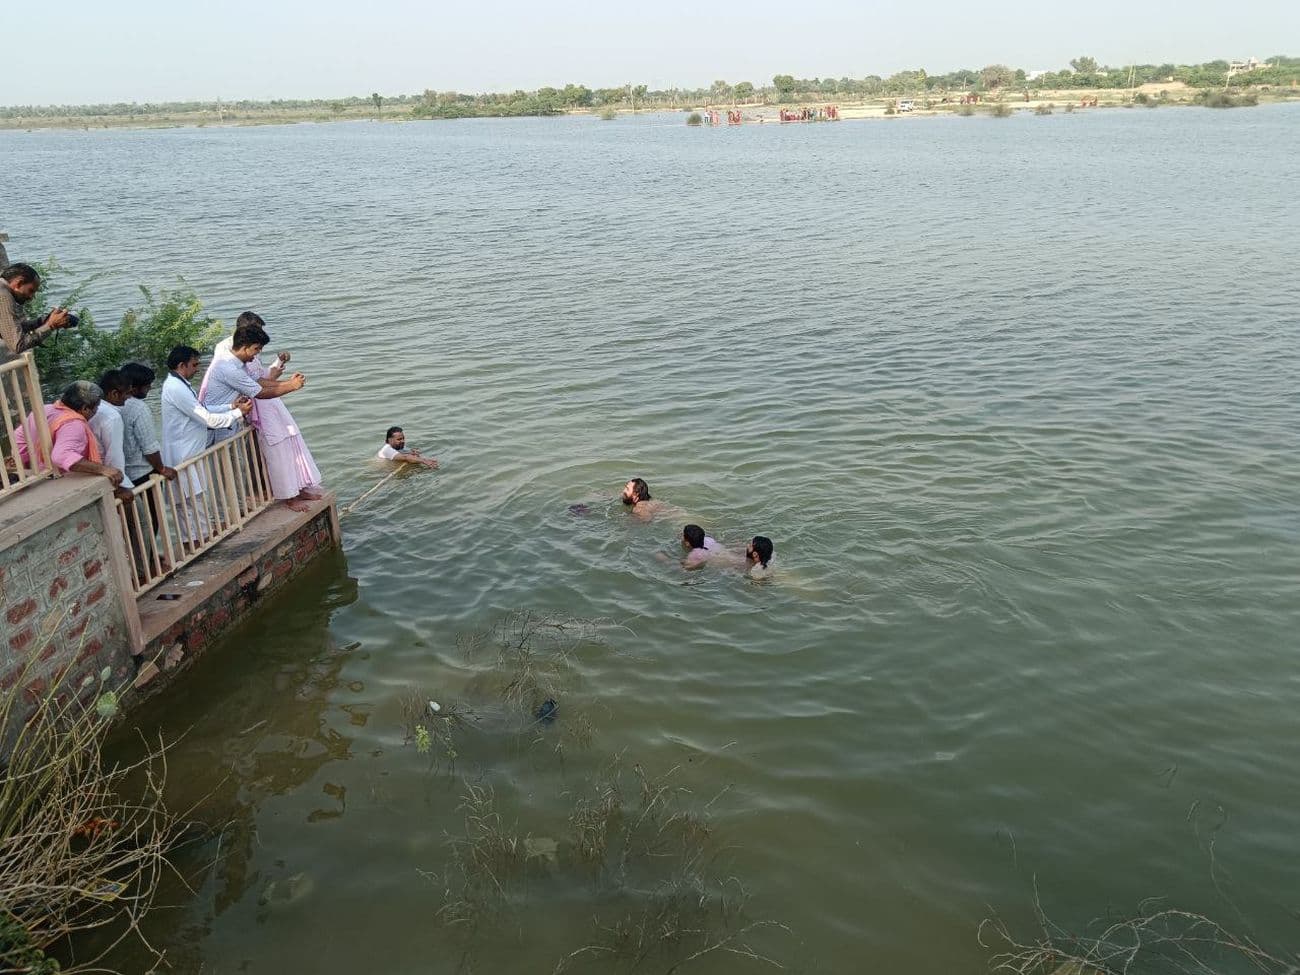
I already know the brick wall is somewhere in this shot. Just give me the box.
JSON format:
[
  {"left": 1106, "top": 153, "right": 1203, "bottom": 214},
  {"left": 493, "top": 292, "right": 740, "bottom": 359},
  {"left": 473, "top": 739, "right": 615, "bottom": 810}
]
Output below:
[
  {"left": 2, "top": 483, "right": 339, "bottom": 747},
  {"left": 0, "top": 500, "right": 132, "bottom": 714},
  {"left": 138, "top": 510, "right": 336, "bottom": 688}
]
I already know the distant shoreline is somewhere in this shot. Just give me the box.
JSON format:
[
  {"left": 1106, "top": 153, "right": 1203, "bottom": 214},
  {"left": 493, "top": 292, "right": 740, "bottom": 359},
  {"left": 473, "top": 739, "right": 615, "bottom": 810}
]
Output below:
[{"left": 2, "top": 84, "right": 1295, "bottom": 133}]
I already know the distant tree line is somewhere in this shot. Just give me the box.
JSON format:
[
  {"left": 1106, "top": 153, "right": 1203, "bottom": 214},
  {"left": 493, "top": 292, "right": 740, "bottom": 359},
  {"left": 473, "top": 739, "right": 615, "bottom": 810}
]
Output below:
[
  {"left": 0, "top": 93, "right": 418, "bottom": 120},
  {"left": 766, "top": 55, "right": 1300, "bottom": 98},
  {"left": 407, "top": 55, "right": 1298, "bottom": 118},
  {"left": 2, "top": 55, "right": 1295, "bottom": 121},
  {"left": 409, "top": 84, "right": 656, "bottom": 119}
]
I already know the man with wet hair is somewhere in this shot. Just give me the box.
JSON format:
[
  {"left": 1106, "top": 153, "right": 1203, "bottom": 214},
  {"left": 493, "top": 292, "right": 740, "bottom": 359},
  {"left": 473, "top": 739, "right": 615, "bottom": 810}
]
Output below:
[
  {"left": 745, "top": 535, "right": 775, "bottom": 577},
  {"left": 681, "top": 523, "right": 722, "bottom": 568},
  {"left": 621, "top": 477, "right": 667, "bottom": 521},
  {"left": 1, "top": 263, "right": 75, "bottom": 363},
  {"left": 13, "top": 380, "right": 123, "bottom": 484},
  {"left": 377, "top": 426, "right": 438, "bottom": 468}
]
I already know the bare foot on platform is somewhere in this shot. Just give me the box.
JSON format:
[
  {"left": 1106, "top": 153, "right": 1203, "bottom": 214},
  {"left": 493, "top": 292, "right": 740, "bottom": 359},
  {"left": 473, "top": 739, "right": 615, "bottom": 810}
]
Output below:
[{"left": 285, "top": 498, "right": 311, "bottom": 512}]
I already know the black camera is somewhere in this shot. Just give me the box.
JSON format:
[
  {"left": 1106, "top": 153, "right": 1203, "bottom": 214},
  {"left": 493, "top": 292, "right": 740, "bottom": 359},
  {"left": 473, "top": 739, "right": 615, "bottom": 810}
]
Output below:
[{"left": 41, "top": 310, "right": 79, "bottom": 328}]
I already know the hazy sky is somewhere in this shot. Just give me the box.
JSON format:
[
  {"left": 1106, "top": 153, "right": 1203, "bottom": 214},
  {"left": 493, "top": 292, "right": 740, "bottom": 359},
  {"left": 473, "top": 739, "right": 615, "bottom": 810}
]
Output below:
[{"left": 6, "top": 0, "right": 1297, "bottom": 106}]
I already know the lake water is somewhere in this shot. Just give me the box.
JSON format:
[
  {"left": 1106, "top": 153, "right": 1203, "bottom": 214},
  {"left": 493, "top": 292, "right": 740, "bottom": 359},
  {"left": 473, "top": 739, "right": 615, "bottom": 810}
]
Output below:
[{"left": 3, "top": 104, "right": 1299, "bottom": 973}]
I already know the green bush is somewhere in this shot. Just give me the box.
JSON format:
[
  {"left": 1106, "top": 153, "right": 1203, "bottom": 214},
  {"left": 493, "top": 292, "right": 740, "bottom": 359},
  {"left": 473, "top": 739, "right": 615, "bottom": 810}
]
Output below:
[
  {"left": 1195, "top": 90, "right": 1260, "bottom": 108},
  {"left": 598, "top": 106, "right": 617, "bottom": 121},
  {"left": 1034, "top": 102, "right": 1054, "bottom": 115},
  {"left": 686, "top": 112, "right": 703, "bottom": 126},
  {"left": 0, "top": 914, "right": 59, "bottom": 974},
  {"left": 27, "top": 262, "right": 224, "bottom": 393},
  {"left": 990, "top": 102, "right": 1013, "bottom": 117},
  {"left": 956, "top": 104, "right": 975, "bottom": 116}
]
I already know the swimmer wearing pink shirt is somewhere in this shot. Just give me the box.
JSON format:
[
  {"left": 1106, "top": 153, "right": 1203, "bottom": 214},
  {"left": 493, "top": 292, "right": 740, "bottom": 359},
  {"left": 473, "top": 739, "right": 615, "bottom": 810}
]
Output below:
[{"left": 681, "top": 524, "right": 722, "bottom": 568}]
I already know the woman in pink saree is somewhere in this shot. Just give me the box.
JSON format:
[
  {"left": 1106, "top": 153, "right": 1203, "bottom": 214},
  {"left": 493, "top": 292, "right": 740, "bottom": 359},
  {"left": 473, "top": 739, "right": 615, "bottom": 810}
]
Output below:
[{"left": 199, "top": 312, "right": 322, "bottom": 512}]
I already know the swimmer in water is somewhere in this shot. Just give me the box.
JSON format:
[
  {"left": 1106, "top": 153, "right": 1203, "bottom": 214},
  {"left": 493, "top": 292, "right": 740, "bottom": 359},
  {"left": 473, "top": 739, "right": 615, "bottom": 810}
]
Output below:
[
  {"left": 621, "top": 477, "right": 667, "bottom": 521},
  {"left": 681, "top": 523, "right": 722, "bottom": 568},
  {"left": 745, "top": 535, "right": 774, "bottom": 578},
  {"left": 376, "top": 426, "right": 438, "bottom": 469}
]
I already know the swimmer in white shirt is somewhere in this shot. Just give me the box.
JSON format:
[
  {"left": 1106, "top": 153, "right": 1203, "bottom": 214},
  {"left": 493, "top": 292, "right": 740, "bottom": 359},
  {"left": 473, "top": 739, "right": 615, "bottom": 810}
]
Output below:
[
  {"left": 745, "top": 535, "right": 775, "bottom": 578},
  {"left": 376, "top": 426, "right": 438, "bottom": 469}
]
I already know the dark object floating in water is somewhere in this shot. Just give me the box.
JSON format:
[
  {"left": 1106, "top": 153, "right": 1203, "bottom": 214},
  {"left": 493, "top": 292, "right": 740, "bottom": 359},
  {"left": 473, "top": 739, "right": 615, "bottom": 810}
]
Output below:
[
  {"left": 536, "top": 699, "right": 558, "bottom": 723},
  {"left": 568, "top": 503, "right": 590, "bottom": 517}
]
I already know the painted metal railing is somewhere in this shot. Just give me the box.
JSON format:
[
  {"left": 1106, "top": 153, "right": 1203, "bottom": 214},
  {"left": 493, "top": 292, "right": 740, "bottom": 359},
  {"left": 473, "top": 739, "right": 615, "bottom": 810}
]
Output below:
[
  {"left": 113, "top": 427, "right": 274, "bottom": 595},
  {"left": 0, "top": 352, "right": 54, "bottom": 501}
]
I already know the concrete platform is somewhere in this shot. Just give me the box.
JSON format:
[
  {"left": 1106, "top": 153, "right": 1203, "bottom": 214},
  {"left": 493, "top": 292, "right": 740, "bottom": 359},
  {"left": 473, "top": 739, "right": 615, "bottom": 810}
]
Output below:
[
  {"left": 137, "top": 492, "right": 340, "bottom": 647},
  {"left": 2, "top": 473, "right": 343, "bottom": 743}
]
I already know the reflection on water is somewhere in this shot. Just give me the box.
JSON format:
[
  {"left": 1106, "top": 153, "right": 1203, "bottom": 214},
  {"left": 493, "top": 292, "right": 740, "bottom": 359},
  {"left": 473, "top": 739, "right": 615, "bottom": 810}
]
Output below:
[
  {"left": 5, "top": 105, "right": 1298, "bottom": 972},
  {"left": 89, "top": 554, "right": 358, "bottom": 970}
]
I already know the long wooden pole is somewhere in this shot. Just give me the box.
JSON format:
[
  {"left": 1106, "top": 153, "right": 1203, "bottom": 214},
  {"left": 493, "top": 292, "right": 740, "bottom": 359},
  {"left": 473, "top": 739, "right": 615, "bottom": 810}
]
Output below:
[{"left": 339, "top": 466, "right": 404, "bottom": 519}]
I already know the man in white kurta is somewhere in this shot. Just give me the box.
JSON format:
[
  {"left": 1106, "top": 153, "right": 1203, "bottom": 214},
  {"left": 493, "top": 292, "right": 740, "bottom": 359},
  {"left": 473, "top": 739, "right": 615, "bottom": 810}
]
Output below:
[
  {"left": 88, "top": 399, "right": 134, "bottom": 492},
  {"left": 161, "top": 346, "right": 250, "bottom": 542}
]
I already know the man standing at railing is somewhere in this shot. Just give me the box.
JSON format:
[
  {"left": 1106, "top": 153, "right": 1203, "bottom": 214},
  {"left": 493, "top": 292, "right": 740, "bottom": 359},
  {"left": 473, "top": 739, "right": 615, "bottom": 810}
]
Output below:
[
  {"left": 88, "top": 370, "right": 137, "bottom": 504},
  {"left": 200, "top": 321, "right": 306, "bottom": 444},
  {"left": 118, "top": 362, "right": 177, "bottom": 569},
  {"left": 120, "top": 363, "right": 177, "bottom": 488},
  {"left": 1, "top": 263, "right": 76, "bottom": 364},
  {"left": 161, "top": 345, "right": 252, "bottom": 542},
  {"left": 200, "top": 313, "right": 322, "bottom": 513},
  {"left": 13, "top": 380, "right": 124, "bottom": 484}
]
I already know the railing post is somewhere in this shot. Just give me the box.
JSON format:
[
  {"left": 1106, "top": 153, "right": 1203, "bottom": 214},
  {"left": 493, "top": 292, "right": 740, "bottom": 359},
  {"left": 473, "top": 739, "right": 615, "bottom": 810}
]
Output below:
[
  {"left": 107, "top": 430, "right": 279, "bottom": 597},
  {"left": 1, "top": 351, "right": 56, "bottom": 499},
  {"left": 0, "top": 369, "right": 25, "bottom": 485},
  {"left": 23, "top": 353, "right": 53, "bottom": 471},
  {"left": 219, "top": 439, "right": 240, "bottom": 529},
  {"left": 116, "top": 499, "right": 143, "bottom": 592}
]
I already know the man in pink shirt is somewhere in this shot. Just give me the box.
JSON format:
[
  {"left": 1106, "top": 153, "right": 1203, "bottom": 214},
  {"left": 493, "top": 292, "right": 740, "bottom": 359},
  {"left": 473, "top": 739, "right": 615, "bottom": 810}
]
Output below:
[{"left": 14, "top": 380, "right": 123, "bottom": 485}]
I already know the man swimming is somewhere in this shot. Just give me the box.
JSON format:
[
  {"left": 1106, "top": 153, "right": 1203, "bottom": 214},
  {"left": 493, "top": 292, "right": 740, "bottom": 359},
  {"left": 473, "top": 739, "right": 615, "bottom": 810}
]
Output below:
[
  {"left": 621, "top": 477, "right": 667, "bottom": 520},
  {"left": 377, "top": 426, "right": 438, "bottom": 469},
  {"left": 681, "top": 523, "right": 722, "bottom": 568},
  {"left": 745, "top": 535, "right": 775, "bottom": 578}
]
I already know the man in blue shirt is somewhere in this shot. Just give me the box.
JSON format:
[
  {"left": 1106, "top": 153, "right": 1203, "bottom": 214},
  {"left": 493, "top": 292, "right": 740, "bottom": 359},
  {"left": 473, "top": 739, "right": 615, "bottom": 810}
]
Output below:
[{"left": 199, "top": 322, "right": 305, "bottom": 441}]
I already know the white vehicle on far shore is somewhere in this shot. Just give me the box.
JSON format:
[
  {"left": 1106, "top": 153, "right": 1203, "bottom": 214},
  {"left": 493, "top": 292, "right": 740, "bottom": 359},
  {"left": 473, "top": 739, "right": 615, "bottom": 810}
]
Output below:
[{"left": 898, "top": 99, "right": 915, "bottom": 112}]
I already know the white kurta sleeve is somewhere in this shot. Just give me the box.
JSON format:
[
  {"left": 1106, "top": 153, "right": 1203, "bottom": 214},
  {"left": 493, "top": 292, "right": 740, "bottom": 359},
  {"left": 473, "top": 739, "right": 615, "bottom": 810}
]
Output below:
[{"left": 192, "top": 401, "right": 242, "bottom": 430}]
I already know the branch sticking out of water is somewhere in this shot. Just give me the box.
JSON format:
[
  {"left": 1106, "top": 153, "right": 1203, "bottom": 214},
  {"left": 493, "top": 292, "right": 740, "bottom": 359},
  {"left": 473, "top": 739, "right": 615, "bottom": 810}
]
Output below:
[
  {"left": 426, "top": 756, "right": 792, "bottom": 973},
  {"left": 980, "top": 883, "right": 1294, "bottom": 975}
]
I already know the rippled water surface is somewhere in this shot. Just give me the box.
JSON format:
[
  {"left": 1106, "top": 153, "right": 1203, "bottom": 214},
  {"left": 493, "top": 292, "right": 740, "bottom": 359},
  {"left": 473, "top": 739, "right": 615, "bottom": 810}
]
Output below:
[{"left": 4, "top": 105, "right": 1300, "bottom": 973}]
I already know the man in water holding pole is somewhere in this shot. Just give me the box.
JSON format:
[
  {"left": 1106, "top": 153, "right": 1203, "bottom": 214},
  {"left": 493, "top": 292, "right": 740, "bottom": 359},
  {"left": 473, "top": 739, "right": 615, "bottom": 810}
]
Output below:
[{"left": 376, "top": 426, "right": 438, "bottom": 469}]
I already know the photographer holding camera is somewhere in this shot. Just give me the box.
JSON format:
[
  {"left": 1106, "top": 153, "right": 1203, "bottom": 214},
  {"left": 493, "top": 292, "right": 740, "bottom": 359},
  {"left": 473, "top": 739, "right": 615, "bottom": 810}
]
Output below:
[{"left": 1, "top": 262, "right": 78, "bottom": 365}]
